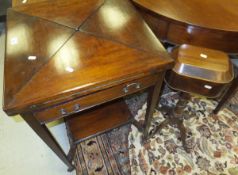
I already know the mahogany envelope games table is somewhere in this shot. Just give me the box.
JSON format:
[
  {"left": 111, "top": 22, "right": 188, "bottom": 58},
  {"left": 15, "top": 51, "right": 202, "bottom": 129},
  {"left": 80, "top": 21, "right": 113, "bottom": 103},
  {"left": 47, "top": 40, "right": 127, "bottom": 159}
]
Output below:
[{"left": 3, "top": 0, "right": 173, "bottom": 170}]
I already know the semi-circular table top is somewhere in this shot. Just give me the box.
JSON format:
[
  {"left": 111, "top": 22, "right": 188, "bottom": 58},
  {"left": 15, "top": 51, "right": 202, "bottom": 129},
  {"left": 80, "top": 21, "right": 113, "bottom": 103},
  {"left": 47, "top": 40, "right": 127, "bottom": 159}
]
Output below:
[
  {"left": 133, "top": 0, "right": 238, "bottom": 32},
  {"left": 133, "top": 0, "right": 238, "bottom": 53}
]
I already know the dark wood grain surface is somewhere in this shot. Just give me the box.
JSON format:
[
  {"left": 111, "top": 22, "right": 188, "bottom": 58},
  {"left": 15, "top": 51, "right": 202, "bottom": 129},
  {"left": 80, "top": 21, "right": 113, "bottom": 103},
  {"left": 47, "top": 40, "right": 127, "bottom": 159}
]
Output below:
[
  {"left": 133, "top": 0, "right": 238, "bottom": 53},
  {"left": 12, "top": 0, "right": 52, "bottom": 7},
  {"left": 133, "top": 0, "right": 238, "bottom": 31},
  {"left": 171, "top": 45, "right": 234, "bottom": 83},
  {"left": 3, "top": 0, "right": 173, "bottom": 115},
  {"left": 4, "top": 9, "right": 74, "bottom": 111},
  {"left": 3, "top": 0, "right": 173, "bottom": 170},
  {"left": 66, "top": 100, "right": 132, "bottom": 143},
  {"left": 35, "top": 74, "right": 158, "bottom": 124},
  {"left": 165, "top": 45, "right": 234, "bottom": 98},
  {"left": 80, "top": 0, "right": 167, "bottom": 54},
  {"left": 13, "top": 0, "right": 104, "bottom": 29}
]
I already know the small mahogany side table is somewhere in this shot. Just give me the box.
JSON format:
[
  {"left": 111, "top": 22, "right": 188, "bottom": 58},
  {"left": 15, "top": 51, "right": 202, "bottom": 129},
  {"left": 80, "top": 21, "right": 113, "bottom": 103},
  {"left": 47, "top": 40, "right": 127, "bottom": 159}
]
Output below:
[
  {"left": 154, "top": 44, "right": 234, "bottom": 152},
  {"left": 3, "top": 0, "right": 173, "bottom": 171}
]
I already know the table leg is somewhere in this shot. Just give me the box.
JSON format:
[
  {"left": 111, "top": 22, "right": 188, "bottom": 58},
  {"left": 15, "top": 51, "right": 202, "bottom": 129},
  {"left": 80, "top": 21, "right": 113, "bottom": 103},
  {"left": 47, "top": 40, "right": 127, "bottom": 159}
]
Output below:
[
  {"left": 214, "top": 75, "right": 238, "bottom": 114},
  {"left": 21, "top": 113, "right": 75, "bottom": 171},
  {"left": 143, "top": 73, "right": 165, "bottom": 139}
]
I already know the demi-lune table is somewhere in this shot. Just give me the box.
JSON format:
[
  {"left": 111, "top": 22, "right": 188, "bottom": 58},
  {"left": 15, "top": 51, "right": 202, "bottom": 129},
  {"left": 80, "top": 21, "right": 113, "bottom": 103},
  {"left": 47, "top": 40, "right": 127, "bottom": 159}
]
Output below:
[
  {"left": 3, "top": 0, "right": 173, "bottom": 170},
  {"left": 133, "top": 0, "right": 238, "bottom": 114},
  {"left": 133, "top": 0, "right": 238, "bottom": 54}
]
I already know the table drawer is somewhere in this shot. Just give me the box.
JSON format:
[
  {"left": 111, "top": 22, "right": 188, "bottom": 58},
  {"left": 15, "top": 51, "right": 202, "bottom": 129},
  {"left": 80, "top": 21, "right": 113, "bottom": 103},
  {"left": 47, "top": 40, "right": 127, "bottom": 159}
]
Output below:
[
  {"left": 165, "top": 71, "right": 228, "bottom": 98},
  {"left": 35, "top": 74, "right": 159, "bottom": 123}
]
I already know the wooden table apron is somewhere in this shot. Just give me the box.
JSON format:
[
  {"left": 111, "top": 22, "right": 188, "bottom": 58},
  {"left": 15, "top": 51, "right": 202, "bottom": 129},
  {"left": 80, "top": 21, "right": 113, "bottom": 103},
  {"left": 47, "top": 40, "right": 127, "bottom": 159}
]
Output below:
[
  {"left": 133, "top": 0, "right": 238, "bottom": 54},
  {"left": 3, "top": 0, "right": 174, "bottom": 170}
]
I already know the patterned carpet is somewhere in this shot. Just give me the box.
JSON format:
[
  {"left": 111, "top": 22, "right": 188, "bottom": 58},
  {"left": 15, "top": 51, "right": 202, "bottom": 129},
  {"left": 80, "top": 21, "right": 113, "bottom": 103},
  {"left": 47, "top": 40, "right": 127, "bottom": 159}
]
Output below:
[
  {"left": 73, "top": 92, "right": 147, "bottom": 175},
  {"left": 74, "top": 125, "right": 131, "bottom": 174},
  {"left": 129, "top": 92, "right": 238, "bottom": 175},
  {"left": 73, "top": 89, "right": 238, "bottom": 175},
  {"left": 72, "top": 45, "right": 238, "bottom": 175}
]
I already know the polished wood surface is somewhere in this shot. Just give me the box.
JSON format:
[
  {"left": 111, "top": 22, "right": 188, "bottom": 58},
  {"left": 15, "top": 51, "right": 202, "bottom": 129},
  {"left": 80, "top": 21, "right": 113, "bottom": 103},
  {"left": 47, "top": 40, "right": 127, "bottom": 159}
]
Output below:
[
  {"left": 80, "top": 0, "right": 167, "bottom": 53},
  {"left": 171, "top": 45, "right": 234, "bottom": 83},
  {"left": 35, "top": 74, "right": 158, "bottom": 124},
  {"left": 4, "top": 0, "right": 173, "bottom": 116},
  {"left": 12, "top": 0, "right": 52, "bottom": 7},
  {"left": 13, "top": 0, "right": 104, "bottom": 29},
  {"left": 165, "top": 45, "right": 234, "bottom": 98},
  {"left": 166, "top": 72, "right": 229, "bottom": 98},
  {"left": 66, "top": 100, "right": 132, "bottom": 143},
  {"left": 133, "top": 0, "right": 238, "bottom": 53},
  {"left": 133, "top": 0, "right": 238, "bottom": 31},
  {"left": 5, "top": 9, "right": 74, "bottom": 113},
  {"left": 3, "top": 0, "right": 173, "bottom": 170}
]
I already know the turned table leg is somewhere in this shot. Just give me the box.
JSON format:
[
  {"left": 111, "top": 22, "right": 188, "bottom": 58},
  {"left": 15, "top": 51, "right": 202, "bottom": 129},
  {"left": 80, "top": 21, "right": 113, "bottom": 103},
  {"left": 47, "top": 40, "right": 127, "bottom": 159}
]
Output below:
[
  {"left": 152, "top": 92, "right": 190, "bottom": 152},
  {"left": 21, "top": 113, "right": 75, "bottom": 171}
]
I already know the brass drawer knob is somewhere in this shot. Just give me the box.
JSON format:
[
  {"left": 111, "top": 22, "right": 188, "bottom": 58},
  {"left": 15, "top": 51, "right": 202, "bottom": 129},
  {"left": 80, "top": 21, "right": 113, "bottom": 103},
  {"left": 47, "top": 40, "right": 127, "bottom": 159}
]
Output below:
[
  {"left": 123, "top": 83, "right": 141, "bottom": 93},
  {"left": 74, "top": 104, "right": 80, "bottom": 112},
  {"left": 60, "top": 109, "right": 67, "bottom": 115}
]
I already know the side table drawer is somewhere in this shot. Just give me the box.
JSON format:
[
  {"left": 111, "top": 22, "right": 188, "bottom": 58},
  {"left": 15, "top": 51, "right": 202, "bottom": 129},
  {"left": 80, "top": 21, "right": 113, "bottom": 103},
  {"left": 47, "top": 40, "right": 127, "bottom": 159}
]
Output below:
[
  {"left": 165, "top": 71, "right": 228, "bottom": 98},
  {"left": 35, "top": 74, "right": 159, "bottom": 123}
]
